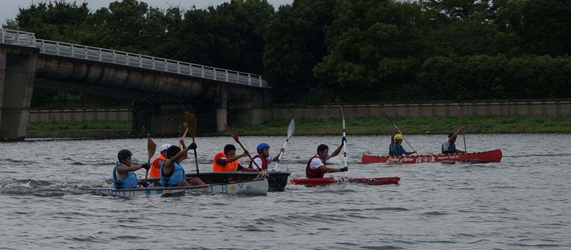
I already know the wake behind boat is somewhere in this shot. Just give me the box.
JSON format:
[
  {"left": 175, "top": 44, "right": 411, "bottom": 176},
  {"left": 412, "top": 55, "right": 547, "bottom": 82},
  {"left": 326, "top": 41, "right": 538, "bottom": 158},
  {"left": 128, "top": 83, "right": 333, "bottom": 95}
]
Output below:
[
  {"left": 362, "top": 149, "right": 502, "bottom": 164},
  {"left": 291, "top": 176, "right": 400, "bottom": 186},
  {"left": 71, "top": 179, "right": 268, "bottom": 198}
]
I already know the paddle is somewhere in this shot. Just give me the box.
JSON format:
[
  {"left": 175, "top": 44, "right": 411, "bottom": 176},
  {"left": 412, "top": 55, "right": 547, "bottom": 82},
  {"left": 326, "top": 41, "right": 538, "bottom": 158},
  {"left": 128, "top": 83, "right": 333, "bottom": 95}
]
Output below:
[
  {"left": 340, "top": 107, "right": 348, "bottom": 177},
  {"left": 457, "top": 106, "right": 467, "bottom": 152},
  {"left": 273, "top": 119, "right": 295, "bottom": 171},
  {"left": 382, "top": 112, "right": 418, "bottom": 155},
  {"left": 145, "top": 135, "right": 157, "bottom": 186},
  {"left": 184, "top": 112, "right": 200, "bottom": 177},
  {"left": 224, "top": 124, "right": 263, "bottom": 171}
]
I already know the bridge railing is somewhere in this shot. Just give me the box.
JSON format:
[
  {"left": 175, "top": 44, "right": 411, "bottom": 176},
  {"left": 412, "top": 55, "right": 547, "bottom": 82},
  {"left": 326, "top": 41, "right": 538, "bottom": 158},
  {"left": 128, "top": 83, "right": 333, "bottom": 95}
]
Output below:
[{"left": 1, "top": 29, "right": 269, "bottom": 88}]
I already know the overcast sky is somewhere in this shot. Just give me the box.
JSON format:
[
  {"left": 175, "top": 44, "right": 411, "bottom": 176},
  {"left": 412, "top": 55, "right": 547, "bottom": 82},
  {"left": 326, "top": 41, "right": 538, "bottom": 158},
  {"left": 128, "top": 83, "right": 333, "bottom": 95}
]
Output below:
[{"left": 0, "top": 0, "right": 293, "bottom": 26}]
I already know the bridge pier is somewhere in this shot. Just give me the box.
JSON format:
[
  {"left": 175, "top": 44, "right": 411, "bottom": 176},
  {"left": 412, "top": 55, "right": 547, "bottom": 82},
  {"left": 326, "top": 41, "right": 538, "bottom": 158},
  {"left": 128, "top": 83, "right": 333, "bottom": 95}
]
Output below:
[{"left": 0, "top": 47, "right": 37, "bottom": 141}]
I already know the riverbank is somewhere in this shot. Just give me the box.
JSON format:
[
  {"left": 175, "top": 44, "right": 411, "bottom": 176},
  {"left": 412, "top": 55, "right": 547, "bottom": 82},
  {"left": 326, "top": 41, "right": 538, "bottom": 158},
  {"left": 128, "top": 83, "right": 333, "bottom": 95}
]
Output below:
[{"left": 25, "top": 115, "right": 571, "bottom": 139}]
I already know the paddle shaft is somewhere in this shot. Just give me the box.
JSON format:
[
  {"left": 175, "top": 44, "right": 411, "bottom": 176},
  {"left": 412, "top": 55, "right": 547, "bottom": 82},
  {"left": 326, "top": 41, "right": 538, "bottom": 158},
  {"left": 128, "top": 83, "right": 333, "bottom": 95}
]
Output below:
[
  {"left": 191, "top": 137, "right": 200, "bottom": 177},
  {"left": 341, "top": 108, "right": 348, "bottom": 177},
  {"left": 273, "top": 139, "right": 289, "bottom": 171},
  {"left": 236, "top": 140, "right": 262, "bottom": 170},
  {"left": 459, "top": 108, "right": 467, "bottom": 152}
]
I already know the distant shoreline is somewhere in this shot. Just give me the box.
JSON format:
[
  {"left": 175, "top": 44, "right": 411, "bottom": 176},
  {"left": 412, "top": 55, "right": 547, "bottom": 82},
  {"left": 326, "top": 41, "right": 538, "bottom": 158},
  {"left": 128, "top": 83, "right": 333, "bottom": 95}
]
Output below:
[{"left": 24, "top": 115, "right": 571, "bottom": 139}]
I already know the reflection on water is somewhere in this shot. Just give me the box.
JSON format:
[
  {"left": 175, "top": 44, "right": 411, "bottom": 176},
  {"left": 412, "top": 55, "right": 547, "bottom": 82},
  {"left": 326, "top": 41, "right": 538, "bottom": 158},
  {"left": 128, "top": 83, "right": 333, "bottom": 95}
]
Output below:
[{"left": 0, "top": 133, "right": 570, "bottom": 249}]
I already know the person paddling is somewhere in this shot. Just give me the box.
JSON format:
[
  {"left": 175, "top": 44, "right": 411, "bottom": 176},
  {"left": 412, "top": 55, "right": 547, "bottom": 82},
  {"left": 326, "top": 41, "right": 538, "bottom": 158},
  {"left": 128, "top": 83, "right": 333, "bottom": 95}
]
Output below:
[
  {"left": 306, "top": 143, "right": 348, "bottom": 178},
  {"left": 160, "top": 144, "right": 205, "bottom": 187},
  {"left": 213, "top": 144, "right": 259, "bottom": 172},
  {"left": 389, "top": 128, "right": 417, "bottom": 156},
  {"left": 112, "top": 150, "right": 150, "bottom": 189},
  {"left": 442, "top": 126, "right": 466, "bottom": 154},
  {"left": 249, "top": 143, "right": 285, "bottom": 170}
]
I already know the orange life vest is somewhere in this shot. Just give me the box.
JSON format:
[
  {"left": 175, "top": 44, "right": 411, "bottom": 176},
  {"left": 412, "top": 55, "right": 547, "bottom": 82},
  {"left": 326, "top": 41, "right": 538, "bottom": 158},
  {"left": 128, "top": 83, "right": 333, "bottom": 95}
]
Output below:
[
  {"left": 149, "top": 155, "right": 166, "bottom": 178},
  {"left": 212, "top": 151, "right": 239, "bottom": 172}
]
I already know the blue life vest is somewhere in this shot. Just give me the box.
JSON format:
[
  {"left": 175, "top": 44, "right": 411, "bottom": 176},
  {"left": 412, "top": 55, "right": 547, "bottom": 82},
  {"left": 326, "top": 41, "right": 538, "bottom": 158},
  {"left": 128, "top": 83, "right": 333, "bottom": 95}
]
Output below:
[
  {"left": 389, "top": 142, "right": 406, "bottom": 156},
  {"left": 113, "top": 162, "right": 138, "bottom": 189},
  {"left": 442, "top": 141, "right": 456, "bottom": 154},
  {"left": 160, "top": 161, "right": 186, "bottom": 187}
]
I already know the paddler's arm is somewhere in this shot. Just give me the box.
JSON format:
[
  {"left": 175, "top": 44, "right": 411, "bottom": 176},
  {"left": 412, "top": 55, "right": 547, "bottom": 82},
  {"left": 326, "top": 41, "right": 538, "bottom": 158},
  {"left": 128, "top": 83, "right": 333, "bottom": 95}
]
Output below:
[
  {"left": 116, "top": 164, "right": 148, "bottom": 174},
  {"left": 165, "top": 144, "right": 195, "bottom": 171},
  {"left": 391, "top": 128, "right": 398, "bottom": 142},
  {"left": 225, "top": 151, "right": 248, "bottom": 163},
  {"left": 448, "top": 126, "right": 465, "bottom": 143},
  {"left": 178, "top": 138, "right": 188, "bottom": 162},
  {"left": 317, "top": 165, "right": 348, "bottom": 173},
  {"left": 331, "top": 143, "right": 343, "bottom": 157},
  {"left": 271, "top": 148, "right": 285, "bottom": 162}
]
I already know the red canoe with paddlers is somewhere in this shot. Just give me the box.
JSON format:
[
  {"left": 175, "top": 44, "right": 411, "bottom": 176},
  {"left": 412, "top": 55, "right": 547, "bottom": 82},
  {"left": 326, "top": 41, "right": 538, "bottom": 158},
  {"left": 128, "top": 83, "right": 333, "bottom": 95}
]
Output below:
[
  {"left": 292, "top": 107, "right": 401, "bottom": 187},
  {"left": 361, "top": 149, "right": 503, "bottom": 164}
]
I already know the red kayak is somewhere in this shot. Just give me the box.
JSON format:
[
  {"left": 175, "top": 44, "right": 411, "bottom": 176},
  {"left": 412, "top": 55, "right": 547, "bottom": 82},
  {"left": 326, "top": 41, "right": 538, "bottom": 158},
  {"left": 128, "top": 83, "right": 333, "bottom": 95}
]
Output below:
[
  {"left": 290, "top": 176, "right": 400, "bottom": 186},
  {"left": 361, "top": 149, "right": 502, "bottom": 164}
]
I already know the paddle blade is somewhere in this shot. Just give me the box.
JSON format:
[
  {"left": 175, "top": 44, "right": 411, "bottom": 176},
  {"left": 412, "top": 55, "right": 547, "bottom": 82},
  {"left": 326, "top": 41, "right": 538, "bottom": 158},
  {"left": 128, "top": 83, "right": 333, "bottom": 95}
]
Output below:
[
  {"left": 382, "top": 112, "right": 394, "bottom": 124},
  {"left": 340, "top": 106, "right": 346, "bottom": 129},
  {"left": 184, "top": 112, "right": 198, "bottom": 138},
  {"left": 224, "top": 124, "right": 239, "bottom": 142},
  {"left": 147, "top": 135, "right": 157, "bottom": 162},
  {"left": 287, "top": 119, "right": 295, "bottom": 138}
]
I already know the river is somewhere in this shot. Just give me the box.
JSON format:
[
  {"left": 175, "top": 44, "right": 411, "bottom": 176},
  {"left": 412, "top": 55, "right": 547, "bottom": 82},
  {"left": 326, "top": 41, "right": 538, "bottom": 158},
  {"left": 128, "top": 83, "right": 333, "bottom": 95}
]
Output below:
[{"left": 1, "top": 134, "right": 570, "bottom": 249}]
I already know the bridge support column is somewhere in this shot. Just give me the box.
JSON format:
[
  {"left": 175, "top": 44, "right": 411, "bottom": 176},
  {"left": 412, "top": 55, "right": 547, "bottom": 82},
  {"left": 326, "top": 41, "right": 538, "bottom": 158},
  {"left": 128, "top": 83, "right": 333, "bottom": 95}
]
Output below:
[
  {"left": 131, "top": 101, "right": 157, "bottom": 136},
  {"left": 0, "top": 47, "right": 37, "bottom": 141},
  {"left": 215, "top": 84, "right": 228, "bottom": 132},
  {"left": 230, "top": 88, "right": 272, "bottom": 126}
]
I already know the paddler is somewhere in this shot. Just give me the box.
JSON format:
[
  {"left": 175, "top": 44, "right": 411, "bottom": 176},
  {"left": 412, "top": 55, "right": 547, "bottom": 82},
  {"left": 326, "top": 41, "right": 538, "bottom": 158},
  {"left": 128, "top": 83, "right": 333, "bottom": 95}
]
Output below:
[
  {"left": 149, "top": 143, "right": 170, "bottom": 178},
  {"left": 442, "top": 126, "right": 466, "bottom": 154},
  {"left": 213, "top": 144, "right": 259, "bottom": 172},
  {"left": 248, "top": 143, "right": 285, "bottom": 170},
  {"left": 389, "top": 128, "right": 417, "bottom": 156},
  {"left": 306, "top": 143, "right": 348, "bottom": 178},
  {"left": 160, "top": 143, "right": 205, "bottom": 186},
  {"left": 113, "top": 149, "right": 150, "bottom": 189}
]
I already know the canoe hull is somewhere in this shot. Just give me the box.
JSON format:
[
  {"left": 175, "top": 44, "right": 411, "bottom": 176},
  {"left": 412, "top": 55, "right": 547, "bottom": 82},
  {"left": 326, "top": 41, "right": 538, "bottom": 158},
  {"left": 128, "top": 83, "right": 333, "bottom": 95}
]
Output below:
[
  {"left": 362, "top": 149, "right": 502, "bottom": 164},
  {"left": 72, "top": 179, "right": 268, "bottom": 197},
  {"left": 186, "top": 171, "right": 290, "bottom": 192},
  {"left": 290, "top": 177, "right": 400, "bottom": 186}
]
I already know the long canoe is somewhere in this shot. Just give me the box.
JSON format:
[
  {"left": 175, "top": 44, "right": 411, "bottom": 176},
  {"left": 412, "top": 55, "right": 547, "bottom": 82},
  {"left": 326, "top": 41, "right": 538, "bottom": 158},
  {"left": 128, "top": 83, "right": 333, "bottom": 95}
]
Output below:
[
  {"left": 361, "top": 149, "right": 502, "bottom": 164},
  {"left": 290, "top": 176, "right": 400, "bottom": 186},
  {"left": 144, "top": 171, "right": 290, "bottom": 192},
  {"left": 71, "top": 179, "right": 268, "bottom": 197}
]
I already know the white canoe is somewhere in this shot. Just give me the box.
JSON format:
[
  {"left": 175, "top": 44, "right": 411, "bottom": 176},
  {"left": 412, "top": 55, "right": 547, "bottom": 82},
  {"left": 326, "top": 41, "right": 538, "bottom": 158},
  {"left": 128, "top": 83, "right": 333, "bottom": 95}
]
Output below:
[{"left": 71, "top": 179, "right": 268, "bottom": 197}]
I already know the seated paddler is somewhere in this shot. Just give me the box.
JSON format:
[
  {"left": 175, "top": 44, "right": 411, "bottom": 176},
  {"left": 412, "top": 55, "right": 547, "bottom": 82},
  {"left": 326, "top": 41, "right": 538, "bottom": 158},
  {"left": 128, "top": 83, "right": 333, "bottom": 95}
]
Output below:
[
  {"left": 442, "top": 126, "right": 466, "bottom": 154},
  {"left": 149, "top": 143, "right": 171, "bottom": 178},
  {"left": 306, "top": 143, "right": 347, "bottom": 178},
  {"left": 160, "top": 144, "right": 205, "bottom": 187},
  {"left": 113, "top": 149, "right": 150, "bottom": 189},
  {"left": 389, "top": 128, "right": 416, "bottom": 156},
  {"left": 248, "top": 143, "right": 285, "bottom": 170},
  {"left": 213, "top": 144, "right": 259, "bottom": 172}
]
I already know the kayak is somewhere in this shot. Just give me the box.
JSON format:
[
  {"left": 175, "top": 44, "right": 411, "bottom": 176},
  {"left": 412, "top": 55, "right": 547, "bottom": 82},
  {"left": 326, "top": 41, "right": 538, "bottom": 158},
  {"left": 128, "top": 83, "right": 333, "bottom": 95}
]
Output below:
[
  {"left": 71, "top": 179, "right": 268, "bottom": 197},
  {"left": 290, "top": 176, "right": 400, "bottom": 186},
  {"left": 361, "top": 149, "right": 502, "bottom": 164},
  {"left": 145, "top": 171, "right": 290, "bottom": 192}
]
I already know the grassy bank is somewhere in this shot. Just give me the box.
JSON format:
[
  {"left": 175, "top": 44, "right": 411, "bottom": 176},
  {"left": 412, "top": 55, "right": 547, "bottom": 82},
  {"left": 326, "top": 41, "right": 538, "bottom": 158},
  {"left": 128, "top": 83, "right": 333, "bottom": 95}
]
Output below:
[
  {"left": 224, "top": 115, "right": 571, "bottom": 136},
  {"left": 26, "top": 115, "right": 571, "bottom": 138},
  {"left": 28, "top": 121, "right": 131, "bottom": 138}
]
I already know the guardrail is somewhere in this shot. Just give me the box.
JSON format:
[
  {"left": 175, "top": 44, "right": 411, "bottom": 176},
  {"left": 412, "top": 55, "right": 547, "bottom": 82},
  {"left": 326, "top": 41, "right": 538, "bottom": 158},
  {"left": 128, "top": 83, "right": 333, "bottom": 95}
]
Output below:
[{"left": 1, "top": 28, "right": 268, "bottom": 88}]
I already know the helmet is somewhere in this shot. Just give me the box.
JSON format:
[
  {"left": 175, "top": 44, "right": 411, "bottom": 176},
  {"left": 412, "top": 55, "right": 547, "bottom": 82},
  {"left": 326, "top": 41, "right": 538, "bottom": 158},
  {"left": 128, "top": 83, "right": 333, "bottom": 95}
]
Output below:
[
  {"left": 160, "top": 144, "right": 171, "bottom": 152},
  {"left": 257, "top": 143, "right": 270, "bottom": 153},
  {"left": 117, "top": 149, "right": 133, "bottom": 162},
  {"left": 394, "top": 134, "right": 404, "bottom": 140}
]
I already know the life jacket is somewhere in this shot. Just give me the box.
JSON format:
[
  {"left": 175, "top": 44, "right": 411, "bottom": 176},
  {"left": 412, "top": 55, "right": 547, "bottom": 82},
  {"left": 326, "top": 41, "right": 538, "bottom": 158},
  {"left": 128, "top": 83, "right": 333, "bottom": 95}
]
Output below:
[
  {"left": 306, "top": 155, "right": 326, "bottom": 178},
  {"left": 113, "top": 162, "right": 138, "bottom": 189},
  {"left": 389, "top": 142, "right": 405, "bottom": 156},
  {"left": 442, "top": 141, "right": 456, "bottom": 154},
  {"left": 212, "top": 151, "right": 239, "bottom": 172},
  {"left": 160, "top": 161, "right": 186, "bottom": 187},
  {"left": 249, "top": 154, "right": 268, "bottom": 170},
  {"left": 149, "top": 155, "right": 166, "bottom": 178}
]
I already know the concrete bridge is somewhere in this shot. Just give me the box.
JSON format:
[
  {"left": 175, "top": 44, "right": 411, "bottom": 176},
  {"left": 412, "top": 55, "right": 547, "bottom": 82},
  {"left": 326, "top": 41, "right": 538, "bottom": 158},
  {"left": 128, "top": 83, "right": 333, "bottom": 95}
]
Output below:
[{"left": 0, "top": 29, "right": 271, "bottom": 140}]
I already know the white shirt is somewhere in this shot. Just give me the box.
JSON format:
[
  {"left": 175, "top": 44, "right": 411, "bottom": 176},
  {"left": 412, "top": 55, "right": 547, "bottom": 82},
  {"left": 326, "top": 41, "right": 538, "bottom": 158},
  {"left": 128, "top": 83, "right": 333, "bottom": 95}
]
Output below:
[
  {"left": 250, "top": 156, "right": 273, "bottom": 169},
  {"left": 309, "top": 154, "right": 332, "bottom": 170},
  {"left": 442, "top": 138, "right": 451, "bottom": 151}
]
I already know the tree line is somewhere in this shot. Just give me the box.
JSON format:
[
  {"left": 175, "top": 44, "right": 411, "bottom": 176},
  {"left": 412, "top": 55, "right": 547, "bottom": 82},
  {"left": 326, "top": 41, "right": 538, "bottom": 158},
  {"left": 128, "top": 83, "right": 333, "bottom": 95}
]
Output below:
[{"left": 7, "top": 0, "right": 570, "bottom": 105}]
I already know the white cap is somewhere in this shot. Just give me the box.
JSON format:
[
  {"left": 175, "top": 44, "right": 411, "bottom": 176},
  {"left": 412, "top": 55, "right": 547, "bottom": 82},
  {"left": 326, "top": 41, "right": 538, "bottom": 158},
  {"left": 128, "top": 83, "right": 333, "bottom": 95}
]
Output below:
[{"left": 160, "top": 144, "right": 171, "bottom": 152}]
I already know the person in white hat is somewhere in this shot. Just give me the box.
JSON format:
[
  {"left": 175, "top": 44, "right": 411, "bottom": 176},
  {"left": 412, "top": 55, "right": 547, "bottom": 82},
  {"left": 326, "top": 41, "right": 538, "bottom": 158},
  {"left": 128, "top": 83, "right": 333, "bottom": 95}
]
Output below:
[{"left": 149, "top": 144, "right": 171, "bottom": 178}]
